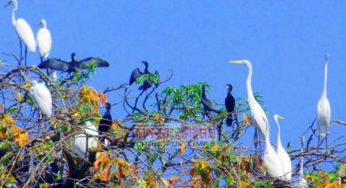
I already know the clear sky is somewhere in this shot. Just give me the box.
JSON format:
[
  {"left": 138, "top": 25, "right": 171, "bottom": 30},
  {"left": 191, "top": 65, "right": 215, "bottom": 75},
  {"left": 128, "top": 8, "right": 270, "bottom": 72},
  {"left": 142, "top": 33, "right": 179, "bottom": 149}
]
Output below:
[{"left": 0, "top": 1, "right": 345, "bottom": 165}]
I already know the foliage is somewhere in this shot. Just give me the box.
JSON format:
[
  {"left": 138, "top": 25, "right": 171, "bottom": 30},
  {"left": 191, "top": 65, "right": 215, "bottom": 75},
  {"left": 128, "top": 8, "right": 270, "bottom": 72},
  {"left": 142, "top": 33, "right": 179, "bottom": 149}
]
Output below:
[{"left": 0, "top": 54, "right": 344, "bottom": 187}]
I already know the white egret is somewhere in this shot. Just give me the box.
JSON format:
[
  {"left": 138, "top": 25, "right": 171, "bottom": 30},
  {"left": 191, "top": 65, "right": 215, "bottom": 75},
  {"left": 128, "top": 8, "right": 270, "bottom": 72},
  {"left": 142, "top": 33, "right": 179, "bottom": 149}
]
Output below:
[
  {"left": 317, "top": 54, "right": 331, "bottom": 138},
  {"left": 297, "top": 136, "right": 308, "bottom": 187},
  {"left": 29, "top": 80, "right": 52, "bottom": 117},
  {"left": 74, "top": 121, "right": 99, "bottom": 158},
  {"left": 36, "top": 19, "right": 52, "bottom": 60},
  {"left": 229, "top": 60, "right": 268, "bottom": 138},
  {"left": 263, "top": 117, "right": 284, "bottom": 179},
  {"left": 6, "top": 0, "right": 36, "bottom": 63},
  {"left": 274, "top": 114, "right": 292, "bottom": 181}
]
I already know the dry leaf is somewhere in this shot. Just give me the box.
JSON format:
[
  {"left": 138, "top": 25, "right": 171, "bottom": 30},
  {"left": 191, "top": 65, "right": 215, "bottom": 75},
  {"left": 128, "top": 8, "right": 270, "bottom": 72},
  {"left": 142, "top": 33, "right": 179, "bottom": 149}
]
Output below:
[
  {"left": 211, "top": 144, "right": 219, "bottom": 153},
  {"left": 101, "top": 163, "right": 111, "bottom": 181},
  {"left": 243, "top": 113, "right": 251, "bottom": 126},
  {"left": 100, "top": 91, "right": 107, "bottom": 106},
  {"left": 155, "top": 113, "right": 162, "bottom": 123},
  {"left": 111, "top": 122, "right": 117, "bottom": 129},
  {"left": 160, "top": 177, "right": 169, "bottom": 187},
  {"left": 178, "top": 141, "right": 185, "bottom": 154},
  {"left": 169, "top": 175, "right": 178, "bottom": 185},
  {"left": 94, "top": 153, "right": 108, "bottom": 169}
]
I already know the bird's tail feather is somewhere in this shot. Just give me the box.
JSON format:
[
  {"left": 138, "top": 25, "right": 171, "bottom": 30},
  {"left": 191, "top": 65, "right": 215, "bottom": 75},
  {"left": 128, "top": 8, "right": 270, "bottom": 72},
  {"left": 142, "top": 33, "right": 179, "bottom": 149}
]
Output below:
[{"left": 226, "top": 114, "right": 233, "bottom": 127}]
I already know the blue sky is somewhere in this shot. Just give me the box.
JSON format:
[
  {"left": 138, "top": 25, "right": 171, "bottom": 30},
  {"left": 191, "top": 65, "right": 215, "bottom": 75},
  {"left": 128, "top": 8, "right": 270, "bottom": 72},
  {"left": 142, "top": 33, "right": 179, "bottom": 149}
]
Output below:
[{"left": 0, "top": 1, "right": 345, "bottom": 166}]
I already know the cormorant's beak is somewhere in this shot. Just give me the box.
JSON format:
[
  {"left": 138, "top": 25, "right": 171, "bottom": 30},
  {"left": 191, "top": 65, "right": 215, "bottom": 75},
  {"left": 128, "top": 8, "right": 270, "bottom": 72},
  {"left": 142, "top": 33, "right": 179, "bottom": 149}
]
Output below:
[
  {"left": 4, "top": 1, "right": 11, "bottom": 8},
  {"left": 278, "top": 116, "right": 284, "bottom": 120},
  {"left": 229, "top": 60, "right": 243, "bottom": 64},
  {"left": 225, "top": 84, "right": 229, "bottom": 88}
]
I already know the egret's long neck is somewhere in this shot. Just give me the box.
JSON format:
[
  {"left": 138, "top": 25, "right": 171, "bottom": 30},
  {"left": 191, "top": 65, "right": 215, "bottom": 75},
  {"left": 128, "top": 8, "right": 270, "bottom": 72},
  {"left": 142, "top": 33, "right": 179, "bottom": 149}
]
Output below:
[
  {"left": 11, "top": 4, "right": 17, "bottom": 26},
  {"left": 42, "top": 21, "right": 47, "bottom": 28},
  {"left": 246, "top": 63, "right": 256, "bottom": 103},
  {"left": 322, "top": 61, "right": 328, "bottom": 98},
  {"left": 275, "top": 118, "right": 282, "bottom": 148}
]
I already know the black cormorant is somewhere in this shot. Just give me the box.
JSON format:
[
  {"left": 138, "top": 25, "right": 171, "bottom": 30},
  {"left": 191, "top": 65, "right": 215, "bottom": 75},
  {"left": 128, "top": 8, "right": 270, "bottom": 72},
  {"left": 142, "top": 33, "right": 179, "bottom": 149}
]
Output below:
[
  {"left": 129, "top": 61, "right": 153, "bottom": 91},
  {"left": 201, "top": 85, "right": 220, "bottom": 116},
  {"left": 98, "top": 102, "right": 112, "bottom": 145},
  {"left": 38, "top": 53, "right": 110, "bottom": 73},
  {"left": 225, "top": 84, "right": 235, "bottom": 126}
]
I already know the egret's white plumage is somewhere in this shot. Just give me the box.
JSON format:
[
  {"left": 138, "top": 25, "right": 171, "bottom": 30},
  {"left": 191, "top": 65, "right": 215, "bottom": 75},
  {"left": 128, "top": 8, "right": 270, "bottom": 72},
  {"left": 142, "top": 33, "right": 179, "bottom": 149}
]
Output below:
[
  {"left": 297, "top": 137, "right": 308, "bottom": 187},
  {"left": 229, "top": 60, "right": 268, "bottom": 138},
  {"left": 274, "top": 115, "right": 292, "bottom": 181},
  {"left": 7, "top": 0, "right": 36, "bottom": 52},
  {"left": 36, "top": 19, "right": 52, "bottom": 59},
  {"left": 263, "top": 121, "right": 284, "bottom": 179},
  {"left": 29, "top": 80, "right": 52, "bottom": 117},
  {"left": 317, "top": 54, "right": 331, "bottom": 138},
  {"left": 74, "top": 121, "right": 99, "bottom": 158}
]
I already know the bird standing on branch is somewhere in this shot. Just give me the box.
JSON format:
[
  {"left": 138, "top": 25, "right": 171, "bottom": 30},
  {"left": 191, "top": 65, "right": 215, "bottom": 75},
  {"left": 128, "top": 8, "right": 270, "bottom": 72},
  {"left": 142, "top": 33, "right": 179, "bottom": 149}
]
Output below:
[
  {"left": 225, "top": 84, "right": 235, "bottom": 127},
  {"left": 29, "top": 80, "right": 52, "bottom": 117},
  {"left": 98, "top": 102, "right": 112, "bottom": 146},
  {"left": 129, "top": 61, "right": 153, "bottom": 91},
  {"left": 38, "top": 53, "right": 110, "bottom": 74},
  {"left": 201, "top": 85, "right": 220, "bottom": 116},
  {"left": 229, "top": 60, "right": 269, "bottom": 139},
  {"left": 6, "top": 0, "right": 36, "bottom": 65},
  {"left": 74, "top": 121, "right": 99, "bottom": 158},
  {"left": 274, "top": 114, "right": 292, "bottom": 182},
  {"left": 317, "top": 53, "right": 331, "bottom": 139}
]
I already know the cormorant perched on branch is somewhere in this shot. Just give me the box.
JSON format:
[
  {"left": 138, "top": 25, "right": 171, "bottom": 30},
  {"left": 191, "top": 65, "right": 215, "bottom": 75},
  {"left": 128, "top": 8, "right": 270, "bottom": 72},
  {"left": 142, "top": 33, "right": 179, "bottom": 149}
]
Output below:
[
  {"left": 225, "top": 84, "right": 235, "bottom": 126},
  {"left": 38, "top": 53, "right": 110, "bottom": 73},
  {"left": 98, "top": 102, "right": 112, "bottom": 146},
  {"left": 201, "top": 85, "right": 220, "bottom": 116},
  {"left": 129, "top": 61, "right": 153, "bottom": 91}
]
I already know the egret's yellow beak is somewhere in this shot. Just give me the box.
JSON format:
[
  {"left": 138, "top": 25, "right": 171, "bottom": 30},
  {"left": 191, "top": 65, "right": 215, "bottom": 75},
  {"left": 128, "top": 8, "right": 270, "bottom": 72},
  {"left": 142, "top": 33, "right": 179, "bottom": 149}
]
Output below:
[
  {"left": 36, "top": 21, "right": 41, "bottom": 26},
  {"left": 300, "top": 136, "right": 305, "bottom": 142},
  {"left": 278, "top": 116, "right": 284, "bottom": 120},
  {"left": 4, "top": 1, "right": 11, "bottom": 8},
  {"left": 229, "top": 60, "right": 243, "bottom": 64}
]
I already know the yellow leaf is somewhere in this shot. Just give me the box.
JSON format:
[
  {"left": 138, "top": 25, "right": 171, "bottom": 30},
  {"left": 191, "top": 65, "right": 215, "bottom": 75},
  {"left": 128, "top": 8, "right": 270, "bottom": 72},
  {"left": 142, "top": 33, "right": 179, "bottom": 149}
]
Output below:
[
  {"left": 160, "top": 177, "right": 169, "bottom": 187},
  {"left": 243, "top": 113, "right": 251, "bottom": 126},
  {"left": 15, "top": 92, "right": 23, "bottom": 102},
  {"left": 100, "top": 91, "right": 107, "bottom": 106},
  {"left": 211, "top": 144, "right": 219, "bottom": 153},
  {"left": 178, "top": 141, "right": 185, "bottom": 154},
  {"left": 22, "top": 82, "right": 31, "bottom": 89}
]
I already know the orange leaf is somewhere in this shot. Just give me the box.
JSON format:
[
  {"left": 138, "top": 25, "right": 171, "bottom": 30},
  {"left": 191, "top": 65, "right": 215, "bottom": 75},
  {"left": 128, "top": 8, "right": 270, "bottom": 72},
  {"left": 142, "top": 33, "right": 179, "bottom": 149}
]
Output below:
[
  {"left": 111, "top": 122, "right": 117, "bottom": 129},
  {"left": 243, "top": 113, "right": 251, "bottom": 126},
  {"left": 101, "top": 163, "right": 111, "bottom": 181},
  {"left": 91, "top": 89, "right": 99, "bottom": 106},
  {"left": 0, "top": 104, "right": 3, "bottom": 113},
  {"left": 100, "top": 91, "right": 107, "bottom": 106},
  {"left": 178, "top": 141, "right": 185, "bottom": 154},
  {"left": 94, "top": 153, "right": 108, "bottom": 169},
  {"left": 155, "top": 113, "right": 162, "bottom": 123},
  {"left": 169, "top": 175, "right": 178, "bottom": 185},
  {"left": 211, "top": 144, "right": 219, "bottom": 153}
]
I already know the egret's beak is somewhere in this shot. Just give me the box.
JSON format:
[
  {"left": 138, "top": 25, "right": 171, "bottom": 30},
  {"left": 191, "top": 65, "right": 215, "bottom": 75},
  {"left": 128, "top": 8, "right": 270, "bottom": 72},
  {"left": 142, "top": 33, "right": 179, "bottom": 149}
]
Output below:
[
  {"left": 278, "top": 116, "right": 284, "bottom": 120},
  {"left": 300, "top": 136, "right": 305, "bottom": 142},
  {"left": 229, "top": 60, "right": 243, "bottom": 64},
  {"left": 4, "top": 1, "right": 11, "bottom": 8},
  {"left": 36, "top": 21, "right": 41, "bottom": 26}
]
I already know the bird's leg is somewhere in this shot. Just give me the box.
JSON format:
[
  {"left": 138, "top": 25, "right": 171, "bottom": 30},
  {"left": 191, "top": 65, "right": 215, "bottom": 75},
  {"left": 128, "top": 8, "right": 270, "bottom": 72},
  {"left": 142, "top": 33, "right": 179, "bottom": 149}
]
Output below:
[
  {"left": 24, "top": 46, "right": 28, "bottom": 66},
  {"left": 254, "top": 129, "right": 259, "bottom": 156},
  {"left": 18, "top": 38, "right": 23, "bottom": 63}
]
